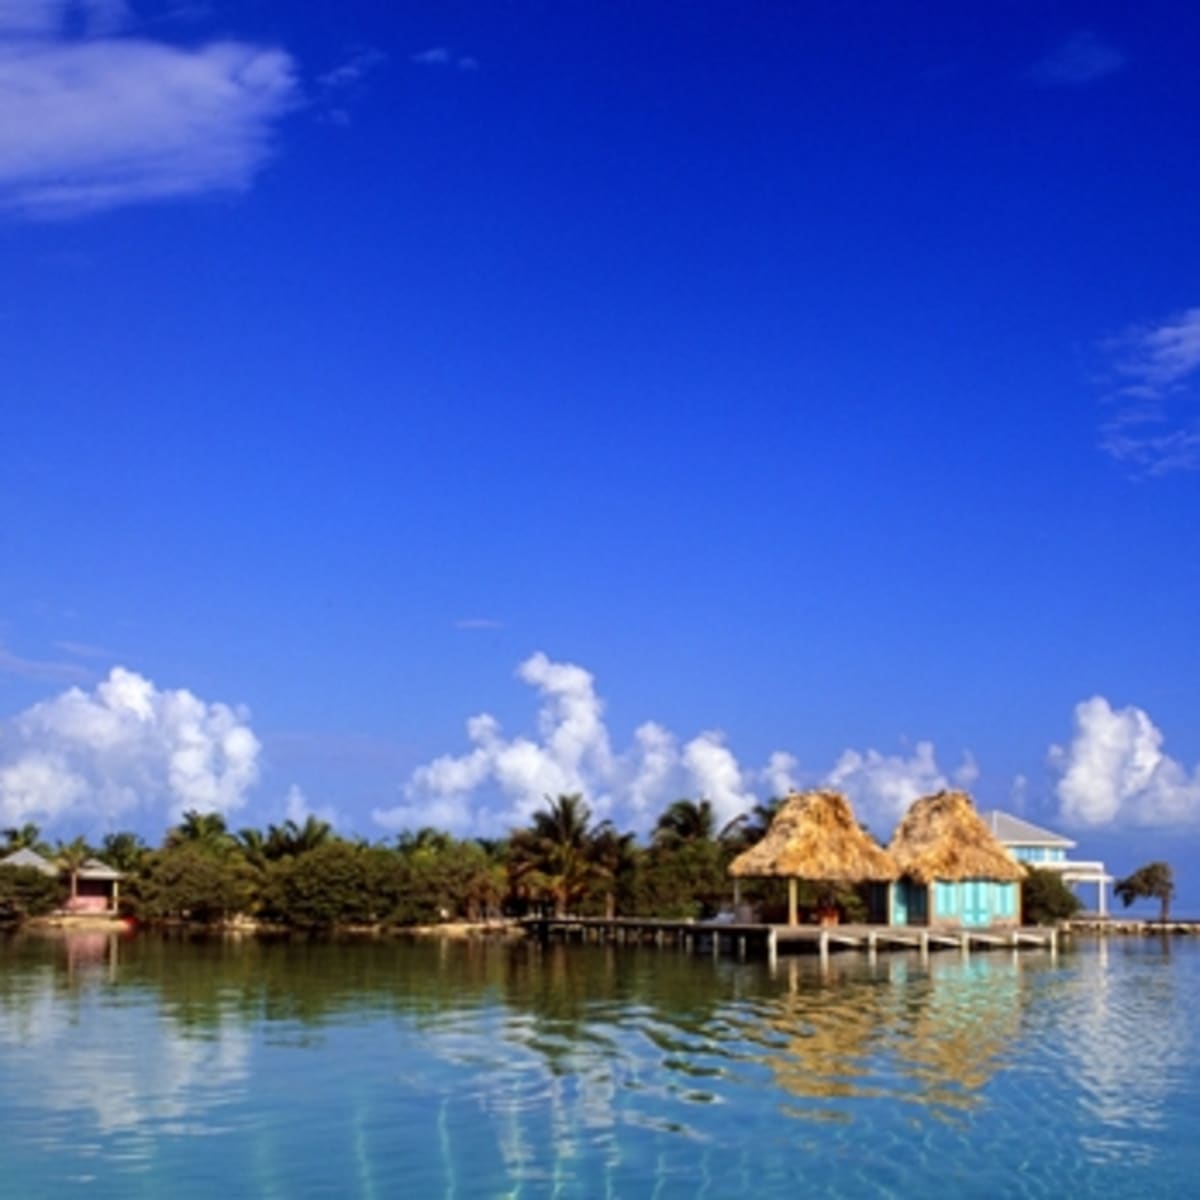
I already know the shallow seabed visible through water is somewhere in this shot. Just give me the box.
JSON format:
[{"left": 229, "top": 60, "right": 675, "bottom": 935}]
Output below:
[{"left": 0, "top": 931, "right": 1195, "bottom": 1198}]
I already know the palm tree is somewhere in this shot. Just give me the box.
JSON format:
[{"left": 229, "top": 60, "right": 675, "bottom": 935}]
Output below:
[
  {"left": 237, "top": 828, "right": 271, "bottom": 871},
  {"left": 55, "top": 837, "right": 92, "bottom": 906},
  {"left": 1114, "top": 862, "right": 1175, "bottom": 923},
  {"left": 168, "top": 809, "right": 234, "bottom": 852},
  {"left": 266, "top": 816, "right": 334, "bottom": 859},
  {"left": 652, "top": 799, "right": 717, "bottom": 848},
  {"left": 396, "top": 827, "right": 453, "bottom": 858},
  {"left": 3, "top": 823, "right": 51, "bottom": 856},
  {"left": 725, "top": 796, "right": 784, "bottom": 852},
  {"left": 509, "top": 794, "right": 604, "bottom": 917},
  {"left": 98, "top": 831, "right": 148, "bottom": 874},
  {"left": 590, "top": 823, "right": 638, "bottom": 918}
]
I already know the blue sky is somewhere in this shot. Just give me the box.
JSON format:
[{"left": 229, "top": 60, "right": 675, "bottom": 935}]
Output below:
[{"left": 2, "top": 1, "right": 1199, "bottom": 913}]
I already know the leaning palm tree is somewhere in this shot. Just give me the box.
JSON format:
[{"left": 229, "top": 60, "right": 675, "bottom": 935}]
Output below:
[
  {"left": 1114, "top": 862, "right": 1175, "bottom": 923},
  {"left": 509, "top": 794, "right": 603, "bottom": 917}
]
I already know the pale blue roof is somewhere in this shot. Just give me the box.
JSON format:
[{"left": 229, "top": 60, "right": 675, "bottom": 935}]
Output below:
[{"left": 981, "top": 810, "right": 1075, "bottom": 850}]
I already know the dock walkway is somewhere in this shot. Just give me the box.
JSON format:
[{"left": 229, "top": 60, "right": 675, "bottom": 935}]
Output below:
[{"left": 521, "top": 916, "right": 1058, "bottom": 967}]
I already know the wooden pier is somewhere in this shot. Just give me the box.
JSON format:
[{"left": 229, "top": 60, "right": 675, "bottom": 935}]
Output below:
[{"left": 521, "top": 916, "right": 1058, "bottom": 967}]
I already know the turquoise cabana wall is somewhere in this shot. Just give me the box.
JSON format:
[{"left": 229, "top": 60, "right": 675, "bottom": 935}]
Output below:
[{"left": 889, "top": 878, "right": 1020, "bottom": 927}]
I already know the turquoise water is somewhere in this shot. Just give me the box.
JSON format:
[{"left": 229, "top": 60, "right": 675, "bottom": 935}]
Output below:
[{"left": 0, "top": 932, "right": 1196, "bottom": 1198}]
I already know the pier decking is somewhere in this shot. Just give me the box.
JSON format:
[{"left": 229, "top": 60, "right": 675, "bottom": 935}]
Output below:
[{"left": 521, "top": 916, "right": 1058, "bottom": 967}]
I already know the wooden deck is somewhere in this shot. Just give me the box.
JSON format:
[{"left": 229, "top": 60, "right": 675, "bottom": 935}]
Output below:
[{"left": 521, "top": 916, "right": 1058, "bottom": 967}]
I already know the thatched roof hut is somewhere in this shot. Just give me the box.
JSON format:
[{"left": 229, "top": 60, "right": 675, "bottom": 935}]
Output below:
[
  {"left": 888, "top": 790, "right": 1024, "bottom": 883},
  {"left": 728, "top": 789, "right": 898, "bottom": 882}
]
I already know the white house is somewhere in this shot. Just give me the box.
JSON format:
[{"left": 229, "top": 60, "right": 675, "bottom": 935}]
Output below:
[{"left": 981, "top": 811, "right": 1111, "bottom": 916}]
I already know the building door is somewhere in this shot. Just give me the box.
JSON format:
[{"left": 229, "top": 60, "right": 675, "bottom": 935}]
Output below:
[
  {"left": 892, "top": 882, "right": 908, "bottom": 925},
  {"left": 961, "top": 880, "right": 990, "bottom": 927}
]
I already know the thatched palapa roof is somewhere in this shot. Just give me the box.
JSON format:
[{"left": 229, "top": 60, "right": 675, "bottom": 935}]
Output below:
[
  {"left": 728, "top": 789, "right": 898, "bottom": 882},
  {"left": 888, "top": 790, "right": 1024, "bottom": 883}
]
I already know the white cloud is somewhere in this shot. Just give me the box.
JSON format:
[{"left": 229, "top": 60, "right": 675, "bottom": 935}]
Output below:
[
  {"left": 825, "top": 740, "right": 975, "bottom": 834},
  {"left": 376, "top": 654, "right": 996, "bottom": 839},
  {"left": 0, "top": 641, "right": 91, "bottom": 684},
  {"left": 0, "top": 1, "right": 298, "bottom": 217},
  {"left": 1100, "top": 308, "right": 1200, "bottom": 475},
  {"left": 1051, "top": 695, "right": 1200, "bottom": 827},
  {"left": 283, "top": 782, "right": 337, "bottom": 828},
  {"left": 681, "top": 732, "right": 756, "bottom": 829},
  {"left": 411, "top": 46, "right": 477, "bottom": 71},
  {"left": 411, "top": 46, "right": 452, "bottom": 66},
  {"left": 374, "top": 652, "right": 787, "bottom": 835},
  {"left": 0, "top": 666, "right": 261, "bottom": 829},
  {"left": 625, "top": 721, "right": 677, "bottom": 817},
  {"left": 1030, "top": 31, "right": 1125, "bottom": 87},
  {"left": 762, "top": 750, "right": 800, "bottom": 799},
  {"left": 319, "top": 47, "right": 384, "bottom": 90}
]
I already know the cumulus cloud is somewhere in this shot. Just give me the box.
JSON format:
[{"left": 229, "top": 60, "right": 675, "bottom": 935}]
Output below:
[
  {"left": 0, "top": 666, "right": 261, "bottom": 829},
  {"left": 0, "top": 0, "right": 298, "bottom": 217},
  {"left": 283, "top": 782, "right": 337, "bottom": 828},
  {"left": 1051, "top": 696, "right": 1200, "bottom": 827},
  {"left": 376, "top": 653, "right": 998, "bottom": 839},
  {"left": 1030, "top": 31, "right": 1125, "bottom": 87},
  {"left": 825, "top": 740, "right": 976, "bottom": 834},
  {"left": 374, "top": 652, "right": 793, "bottom": 835},
  {"left": 681, "top": 733, "right": 756, "bottom": 829},
  {"left": 1100, "top": 307, "right": 1200, "bottom": 475}
]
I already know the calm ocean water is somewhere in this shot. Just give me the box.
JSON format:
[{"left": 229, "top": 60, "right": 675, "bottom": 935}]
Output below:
[{"left": 0, "top": 931, "right": 1196, "bottom": 1198}]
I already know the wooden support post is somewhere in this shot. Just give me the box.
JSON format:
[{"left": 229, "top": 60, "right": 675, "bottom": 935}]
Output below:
[
  {"left": 867, "top": 930, "right": 877, "bottom": 967},
  {"left": 738, "top": 935, "right": 746, "bottom": 960},
  {"left": 819, "top": 928, "right": 830, "bottom": 972},
  {"left": 788, "top": 878, "right": 798, "bottom": 927},
  {"left": 766, "top": 927, "right": 778, "bottom": 974},
  {"left": 919, "top": 930, "right": 930, "bottom": 964},
  {"left": 712, "top": 931, "right": 720, "bottom": 958}
]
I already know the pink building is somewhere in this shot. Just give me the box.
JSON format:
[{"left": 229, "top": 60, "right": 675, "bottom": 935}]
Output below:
[{"left": 0, "top": 848, "right": 123, "bottom": 914}]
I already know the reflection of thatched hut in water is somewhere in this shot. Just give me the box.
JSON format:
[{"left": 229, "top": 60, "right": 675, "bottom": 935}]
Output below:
[
  {"left": 888, "top": 791, "right": 1024, "bottom": 928},
  {"left": 728, "top": 790, "right": 898, "bottom": 926}
]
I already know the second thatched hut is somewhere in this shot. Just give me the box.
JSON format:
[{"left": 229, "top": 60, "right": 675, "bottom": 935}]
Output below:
[
  {"left": 887, "top": 790, "right": 1024, "bottom": 928},
  {"left": 728, "top": 789, "right": 898, "bottom": 925}
]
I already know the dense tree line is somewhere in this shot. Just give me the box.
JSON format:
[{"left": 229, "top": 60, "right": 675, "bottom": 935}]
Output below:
[
  {"left": 1, "top": 797, "right": 757, "bottom": 930},
  {"left": 2, "top": 798, "right": 1126, "bottom": 931}
]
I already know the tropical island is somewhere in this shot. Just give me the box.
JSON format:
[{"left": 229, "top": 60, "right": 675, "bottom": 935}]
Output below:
[{"left": 0, "top": 789, "right": 1176, "bottom": 936}]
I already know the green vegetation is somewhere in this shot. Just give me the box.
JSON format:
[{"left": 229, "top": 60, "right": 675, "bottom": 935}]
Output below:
[
  {"left": 1114, "top": 861, "right": 1175, "bottom": 922},
  {"left": 1021, "top": 867, "right": 1082, "bottom": 925},
  {"left": 27, "top": 791, "right": 1110, "bottom": 934},
  {"left": 0, "top": 866, "right": 63, "bottom": 920},
  {"left": 1, "top": 792, "right": 779, "bottom": 930}
]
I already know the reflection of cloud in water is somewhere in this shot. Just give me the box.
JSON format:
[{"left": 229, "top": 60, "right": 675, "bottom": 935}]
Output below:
[
  {"left": 1040, "top": 941, "right": 1193, "bottom": 1162},
  {"left": 0, "top": 956, "right": 248, "bottom": 1139}
]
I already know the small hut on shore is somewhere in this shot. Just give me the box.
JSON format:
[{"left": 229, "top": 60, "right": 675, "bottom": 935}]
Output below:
[
  {"left": 888, "top": 790, "right": 1024, "bottom": 928},
  {"left": 728, "top": 789, "right": 898, "bottom": 925}
]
